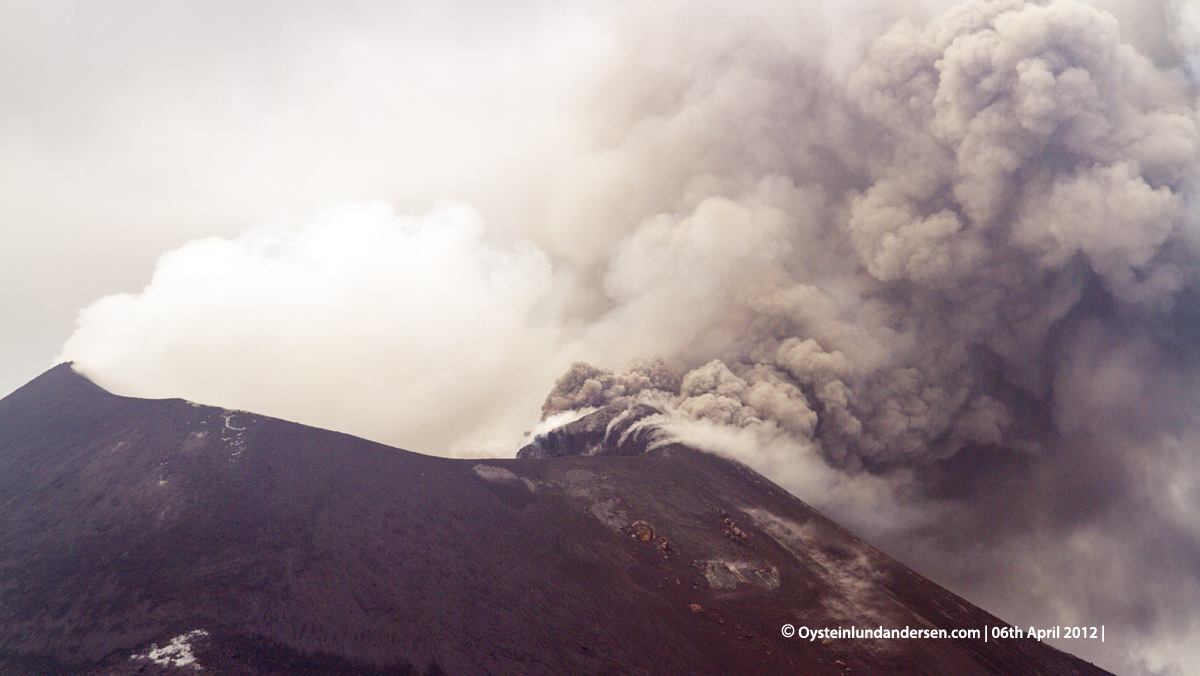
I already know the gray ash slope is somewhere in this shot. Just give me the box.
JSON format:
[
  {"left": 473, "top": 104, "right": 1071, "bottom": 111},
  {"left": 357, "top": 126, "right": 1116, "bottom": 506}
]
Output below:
[{"left": 0, "top": 364, "right": 1109, "bottom": 676}]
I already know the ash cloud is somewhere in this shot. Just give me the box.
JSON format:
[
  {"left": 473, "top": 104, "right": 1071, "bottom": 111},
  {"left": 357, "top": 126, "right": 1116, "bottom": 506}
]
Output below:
[
  {"left": 537, "top": 1, "right": 1200, "bottom": 672},
  {"left": 55, "top": 0, "right": 1200, "bottom": 673}
]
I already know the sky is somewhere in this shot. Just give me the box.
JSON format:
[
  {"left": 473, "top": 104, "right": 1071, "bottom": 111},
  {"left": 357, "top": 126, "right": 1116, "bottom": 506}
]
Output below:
[{"left": 5, "top": 1, "right": 1200, "bottom": 674}]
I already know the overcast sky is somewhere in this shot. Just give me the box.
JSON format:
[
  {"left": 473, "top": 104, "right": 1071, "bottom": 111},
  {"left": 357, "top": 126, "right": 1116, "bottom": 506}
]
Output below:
[
  {"left": 6, "top": 2, "right": 1200, "bottom": 674},
  {"left": 1, "top": 0, "right": 609, "bottom": 396}
]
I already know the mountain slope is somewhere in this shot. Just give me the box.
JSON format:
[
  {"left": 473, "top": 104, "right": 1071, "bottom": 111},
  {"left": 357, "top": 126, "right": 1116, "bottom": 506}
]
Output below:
[{"left": 0, "top": 364, "right": 1110, "bottom": 675}]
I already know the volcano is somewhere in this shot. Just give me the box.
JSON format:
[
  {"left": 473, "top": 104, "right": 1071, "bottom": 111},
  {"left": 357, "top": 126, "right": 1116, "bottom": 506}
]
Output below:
[{"left": 0, "top": 364, "right": 1109, "bottom": 675}]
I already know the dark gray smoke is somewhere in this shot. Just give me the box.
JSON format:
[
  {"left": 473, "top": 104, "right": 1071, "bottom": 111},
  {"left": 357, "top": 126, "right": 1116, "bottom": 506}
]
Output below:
[
  {"left": 533, "top": 1, "right": 1200, "bottom": 672},
  {"left": 58, "top": 1, "right": 1200, "bottom": 672}
]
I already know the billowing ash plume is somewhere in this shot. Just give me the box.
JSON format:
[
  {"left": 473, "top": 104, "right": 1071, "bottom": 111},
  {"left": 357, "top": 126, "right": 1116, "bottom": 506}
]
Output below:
[
  {"left": 534, "top": 1, "right": 1200, "bottom": 672},
  {"left": 58, "top": 0, "right": 1200, "bottom": 673},
  {"left": 545, "top": 0, "right": 1199, "bottom": 468}
]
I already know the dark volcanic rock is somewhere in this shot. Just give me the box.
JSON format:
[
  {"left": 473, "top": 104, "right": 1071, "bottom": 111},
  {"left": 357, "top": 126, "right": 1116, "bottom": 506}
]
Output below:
[
  {"left": 516, "top": 399, "right": 664, "bottom": 458},
  {"left": 0, "top": 365, "right": 1111, "bottom": 675}
]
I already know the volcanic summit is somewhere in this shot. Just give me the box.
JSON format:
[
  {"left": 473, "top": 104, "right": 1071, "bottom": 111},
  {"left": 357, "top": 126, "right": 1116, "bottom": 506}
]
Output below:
[{"left": 0, "top": 364, "right": 1109, "bottom": 675}]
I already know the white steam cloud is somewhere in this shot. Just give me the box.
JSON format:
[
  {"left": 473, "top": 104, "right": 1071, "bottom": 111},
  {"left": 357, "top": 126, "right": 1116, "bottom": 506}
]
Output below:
[
  {"left": 61, "top": 203, "right": 566, "bottom": 456},
  {"left": 56, "top": 0, "right": 1200, "bottom": 673}
]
